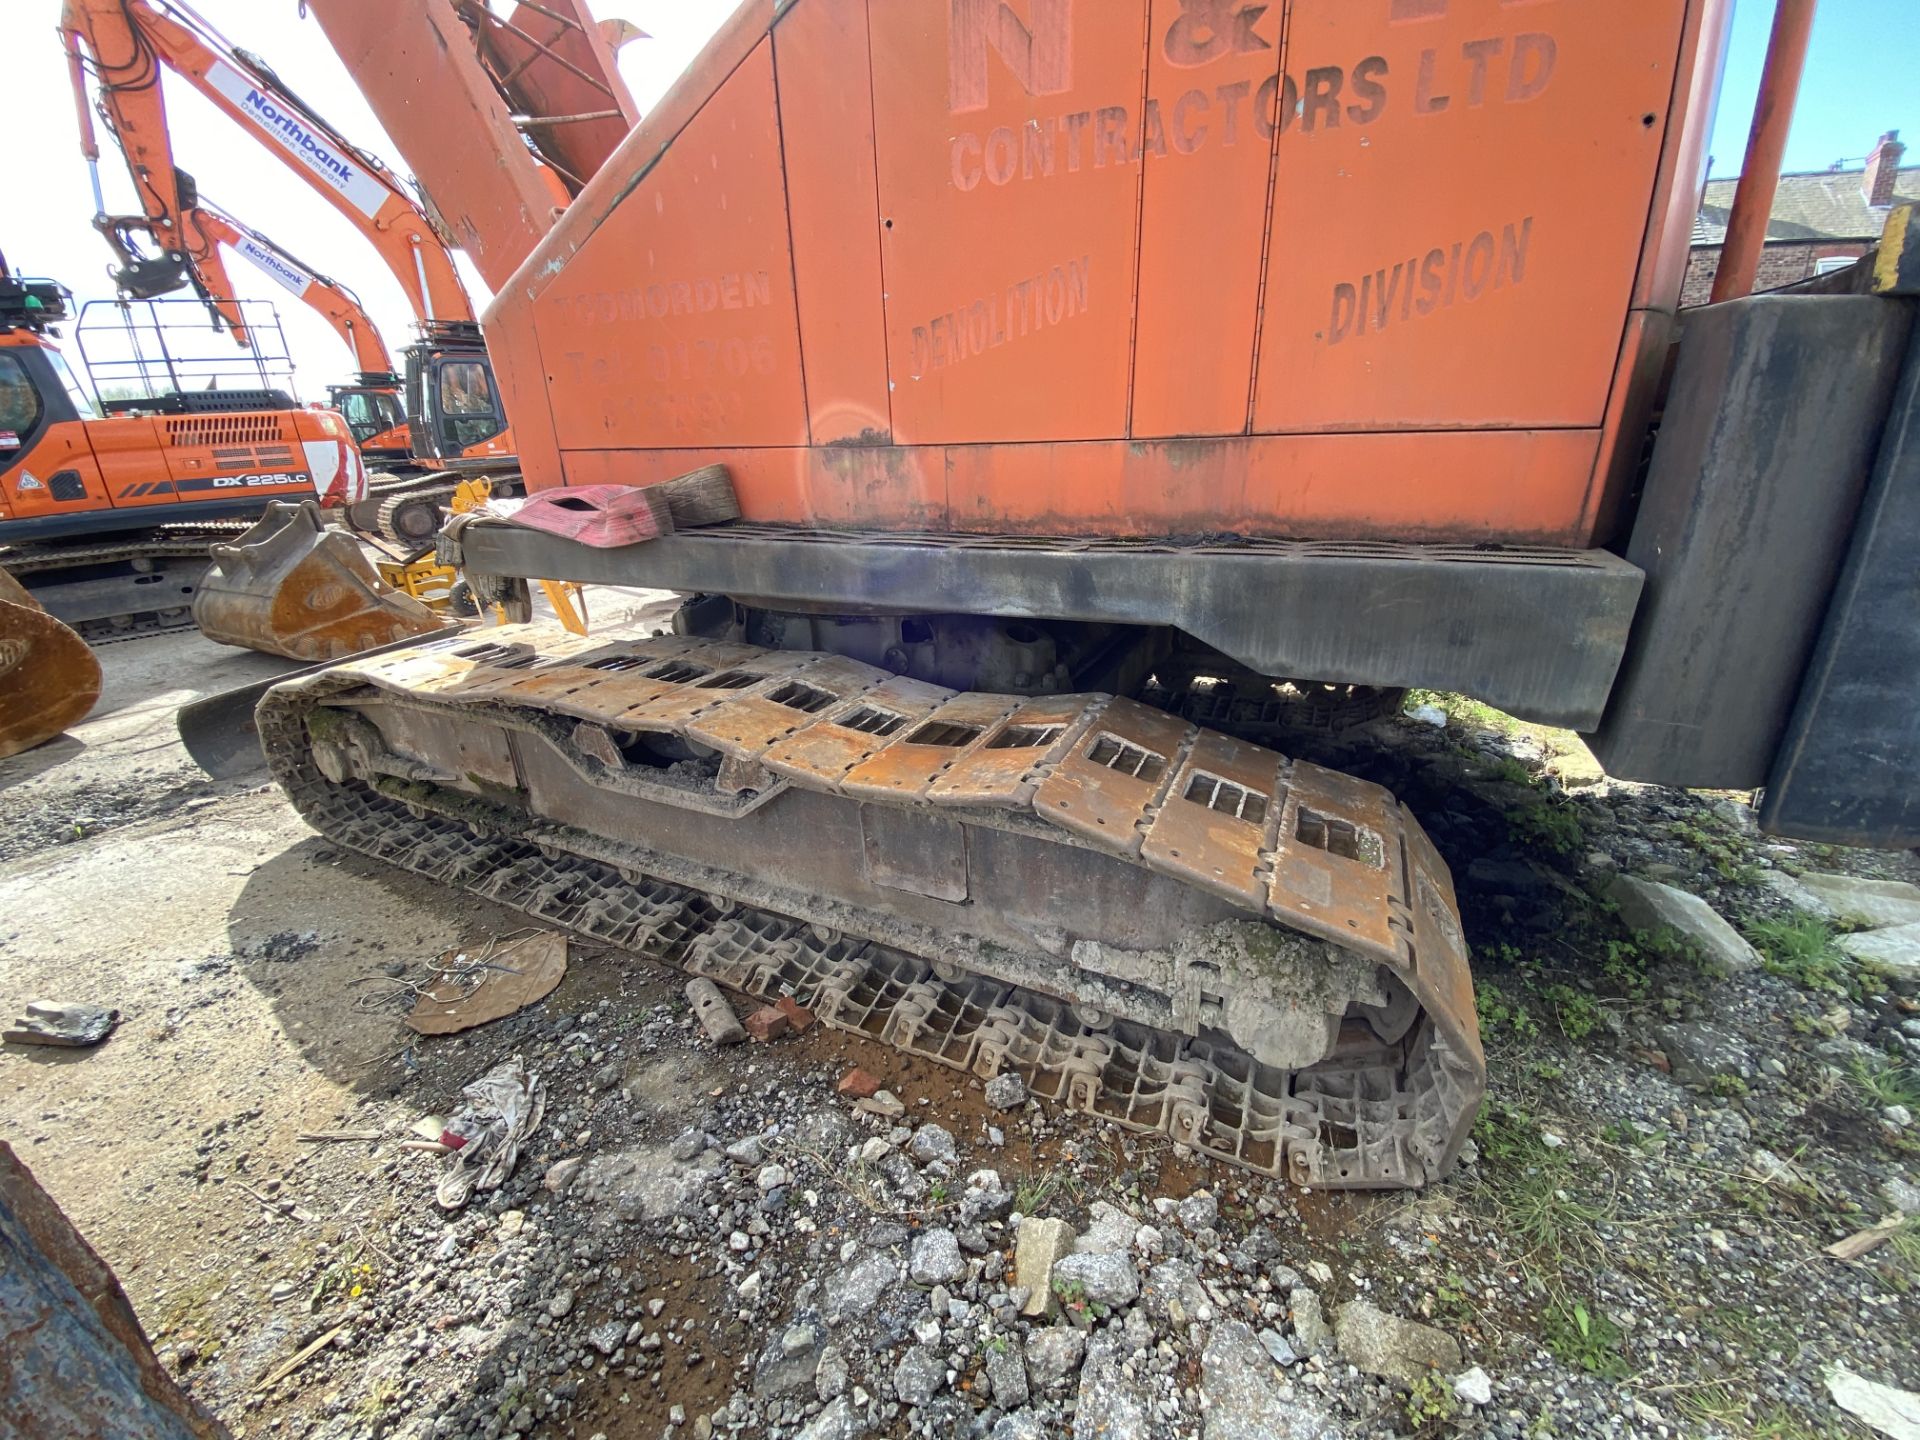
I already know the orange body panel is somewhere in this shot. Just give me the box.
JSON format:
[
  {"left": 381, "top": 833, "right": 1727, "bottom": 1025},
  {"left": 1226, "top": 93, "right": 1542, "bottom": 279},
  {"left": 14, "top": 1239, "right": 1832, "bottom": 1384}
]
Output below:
[
  {"left": 773, "top": 0, "right": 894, "bottom": 446},
  {"left": 474, "top": 0, "right": 1727, "bottom": 545},
  {"left": 532, "top": 41, "right": 809, "bottom": 452},
  {"left": 0, "top": 333, "right": 366, "bottom": 526}
]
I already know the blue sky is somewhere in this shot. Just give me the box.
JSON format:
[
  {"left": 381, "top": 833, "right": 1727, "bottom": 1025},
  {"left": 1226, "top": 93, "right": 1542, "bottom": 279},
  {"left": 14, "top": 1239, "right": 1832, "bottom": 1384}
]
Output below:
[{"left": 1709, "top": 0, "right": 1917, "bottom": 177}]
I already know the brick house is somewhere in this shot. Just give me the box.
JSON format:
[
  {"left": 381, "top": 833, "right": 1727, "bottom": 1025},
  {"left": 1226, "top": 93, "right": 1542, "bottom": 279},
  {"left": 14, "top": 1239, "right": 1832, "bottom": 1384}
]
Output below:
[{"left": 1682, "top": 130, "right": 1916, "bottom": 305}]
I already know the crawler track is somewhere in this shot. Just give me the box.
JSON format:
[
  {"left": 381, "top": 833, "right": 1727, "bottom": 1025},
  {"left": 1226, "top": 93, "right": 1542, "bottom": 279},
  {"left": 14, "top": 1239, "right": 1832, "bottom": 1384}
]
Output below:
[
  {"left": 259, "top": 624, "right": 1485, "bottom": 1188},
  {"left": 2, "top": 525, "right": 246, "bottom": 642}
]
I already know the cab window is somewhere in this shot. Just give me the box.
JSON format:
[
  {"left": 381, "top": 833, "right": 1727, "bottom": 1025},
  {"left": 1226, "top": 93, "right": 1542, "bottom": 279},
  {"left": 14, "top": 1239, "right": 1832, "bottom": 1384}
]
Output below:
[
  {"left": 439, "top": 362, "right": 493, "bottom": 416},
  {"left": 435, "top": 360, "right": 502, "bottom": 452},
  {"left": 45, "top": 349, "right": 99, "bottom": 420},
  {"left": 0, "top": 352, "right": 43, "bottom": 438}
]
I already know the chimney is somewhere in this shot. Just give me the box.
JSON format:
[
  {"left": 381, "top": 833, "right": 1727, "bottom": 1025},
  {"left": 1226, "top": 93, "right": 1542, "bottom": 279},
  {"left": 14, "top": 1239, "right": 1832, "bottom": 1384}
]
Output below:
[{"left": 1863, "top": 130, "right": 1905, "bottom": 207}]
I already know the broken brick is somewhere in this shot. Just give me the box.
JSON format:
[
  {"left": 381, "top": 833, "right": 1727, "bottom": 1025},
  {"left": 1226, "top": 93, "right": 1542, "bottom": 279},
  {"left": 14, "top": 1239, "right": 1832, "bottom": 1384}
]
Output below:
[
  {"left": 776, "top": 995, "right": 817, "bottom": 1033},
  {"left": 743, "top": 1006, "right": 790, "bottom": 1043},
  {"left": 836, "top": 1067, "right": 882, "bottom": 1099}
]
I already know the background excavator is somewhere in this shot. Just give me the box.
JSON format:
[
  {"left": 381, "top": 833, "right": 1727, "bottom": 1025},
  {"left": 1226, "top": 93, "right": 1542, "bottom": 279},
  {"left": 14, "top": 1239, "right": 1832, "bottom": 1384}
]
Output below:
[
  {"left": 179, "top": 0, "right": 1920, "bottom": 1192},
  {"left": 0, "top": 253, "right": 374, "bottom": 754},
  {"left": 140, "top": 199, "right": 414, "bottom": 464},
  {"left": 59, "top": 0, "right": 540, "bottom": 549}
]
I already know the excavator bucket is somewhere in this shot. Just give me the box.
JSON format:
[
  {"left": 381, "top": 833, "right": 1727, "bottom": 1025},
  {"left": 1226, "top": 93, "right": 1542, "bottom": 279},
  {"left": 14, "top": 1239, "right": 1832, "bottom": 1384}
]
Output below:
[
  {"left": 0, "top": 568, "right": 103, "bottom": 760},
  {"left": 192, "top": 501, "right": 453, "bottom": 662}
]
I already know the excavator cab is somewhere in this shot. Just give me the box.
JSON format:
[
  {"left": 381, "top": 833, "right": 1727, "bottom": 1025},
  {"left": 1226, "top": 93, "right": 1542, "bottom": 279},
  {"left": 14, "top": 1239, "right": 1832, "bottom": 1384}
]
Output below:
[
  {"left": 405, "top": 331, "right": 511, "bottom": 467},
  {"left": 326, "top": 379, "right": 408, "bottom": 460}
]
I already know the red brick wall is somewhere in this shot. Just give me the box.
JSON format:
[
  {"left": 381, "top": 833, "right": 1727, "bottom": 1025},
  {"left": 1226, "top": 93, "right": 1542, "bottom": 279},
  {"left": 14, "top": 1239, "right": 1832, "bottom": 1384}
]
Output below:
[{"left": 1682, "top": 241, "right": 1872, "bottom": 306}]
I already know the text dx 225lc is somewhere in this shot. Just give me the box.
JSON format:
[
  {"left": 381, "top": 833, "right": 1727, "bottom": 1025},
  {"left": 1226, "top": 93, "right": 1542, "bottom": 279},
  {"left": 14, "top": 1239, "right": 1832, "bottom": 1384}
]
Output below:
[{"left": 223, "top": 0, "right": 1920, "bottom": 1190}]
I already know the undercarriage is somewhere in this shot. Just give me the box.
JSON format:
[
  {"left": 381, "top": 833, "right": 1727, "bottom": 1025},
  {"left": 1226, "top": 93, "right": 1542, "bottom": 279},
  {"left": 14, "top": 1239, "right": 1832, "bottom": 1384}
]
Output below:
[{"left": 257, "top": 622, "right": 1484, "bottom": 1189}]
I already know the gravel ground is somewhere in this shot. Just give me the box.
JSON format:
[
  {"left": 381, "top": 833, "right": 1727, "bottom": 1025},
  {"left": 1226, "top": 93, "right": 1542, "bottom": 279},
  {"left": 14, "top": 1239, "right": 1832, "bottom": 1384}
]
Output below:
[{"left": 1, "top": 635, "right": 1916, "bottom": 1440}]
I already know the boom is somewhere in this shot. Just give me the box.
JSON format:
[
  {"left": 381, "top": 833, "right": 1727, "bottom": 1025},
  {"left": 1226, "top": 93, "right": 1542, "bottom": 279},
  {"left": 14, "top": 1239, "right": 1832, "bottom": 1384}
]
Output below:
[
  {"left": 61, "top": 0, "right": 474, "bottom": 326},
  {"left": 299, "top": 0, "right": 639, "bottom": 292},
  {"left": 187, "top": 206, "right": 396, "bottom": 381}
]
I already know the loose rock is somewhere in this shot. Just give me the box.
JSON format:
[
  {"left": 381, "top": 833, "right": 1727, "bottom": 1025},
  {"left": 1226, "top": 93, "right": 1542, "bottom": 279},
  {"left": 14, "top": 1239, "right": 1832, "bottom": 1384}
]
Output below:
[
  {"left": 1202, "top": 1321, "right": 1338, "bottom": 1440},
  {"left": 1607, "top": 875, "right": 1761, "bottom": 976},
  {"left": 1073, "top": 1333, "right": 1152, "bottom": 1440},
  {"left": 909, "top": 1227, "right": 967, "bottom": 1286},
  {"left": 1052, "top": 1249, "right": 1139, "bottom": 1307},
  {"left": 1015, "top": 1216, "right": 1076, "bottom": 1316},
  {"left": 1333, "top": 1300, "right": 1462, "bottom": 1387},
  {"left": 1024, "top": 1325, "right": 1087, "bottom": 1391},
  {"left": 984, "top": 1072, "right": 1027, "bottom": 1109},
  {"left": 892, "top": 1343, "right": 944, "bottom": 1406}
]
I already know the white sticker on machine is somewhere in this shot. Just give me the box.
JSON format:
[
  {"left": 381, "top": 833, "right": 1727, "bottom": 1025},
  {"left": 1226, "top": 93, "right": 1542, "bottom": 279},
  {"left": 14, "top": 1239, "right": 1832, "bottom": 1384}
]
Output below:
[{"left": 206, "top": 60, "right": 389, "bottom": 221}]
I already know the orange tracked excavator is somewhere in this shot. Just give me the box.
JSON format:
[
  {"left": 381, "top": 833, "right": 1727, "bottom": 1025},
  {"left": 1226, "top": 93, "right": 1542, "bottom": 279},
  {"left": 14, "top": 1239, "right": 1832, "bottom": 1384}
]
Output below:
[
  {"left": 59, "top": 0, "right": 538, "bottom": 548},
  {"left": 205, "top": 0, "right": 1919, "bottom": 1189},
  {"left": 0, "top": 256, "right": 389, "bottom": 751},
  {"left": 142, "top": 201, "right": 414, "bottom": 464}
]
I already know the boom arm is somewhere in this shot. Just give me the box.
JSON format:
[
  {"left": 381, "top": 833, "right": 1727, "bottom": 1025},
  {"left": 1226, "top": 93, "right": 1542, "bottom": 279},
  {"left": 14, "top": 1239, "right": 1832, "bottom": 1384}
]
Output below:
[
  {"left": 188, "top": 207, "right": 396, "bottom": 381},
  {"left": 61, "top": 0, "right": 474, "bottom": 326},
  {"left": 299, "top": 0, "right": 639, "bottom": 292}
]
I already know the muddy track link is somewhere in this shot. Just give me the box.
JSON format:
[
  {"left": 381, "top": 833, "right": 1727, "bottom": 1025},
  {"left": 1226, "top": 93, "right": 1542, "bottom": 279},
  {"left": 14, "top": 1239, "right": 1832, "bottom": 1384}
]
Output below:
[
  {"left": 258, "top": 624, "right": 1485, "bottom": 1188},
  {"left": 1, "top": 525, "right": 249, "bottom": 643}
]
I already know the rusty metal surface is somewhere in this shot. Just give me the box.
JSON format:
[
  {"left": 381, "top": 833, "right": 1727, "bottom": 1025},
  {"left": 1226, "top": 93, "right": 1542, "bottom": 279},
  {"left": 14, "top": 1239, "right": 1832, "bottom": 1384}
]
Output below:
[
  {"left": 838, "top": 693, "right": 1024, "bottom": 802},
  {"left": 0, "top": 1140, "right": 230, "bottom": 1439},
  {"left": 926, "top": 694, "right": 1099, "bottom": 808},
  {"left": 761, "top": 674, "right": 954, "bottom": 784},
  {"left": 256, "top": 623, "right": 1486, "bottom": 1187},
  {"left": 0, "top": 571, "right": 103, "bottom": 760},
  {"left": 192, "top": 501, "right": 450, "bottom": 662},
  {"left": 1034, "top": 697, "right": 1193, "bottom": 856},
  {"left": 1140, "top": 729, "right": 1284, "bottom": 911}
]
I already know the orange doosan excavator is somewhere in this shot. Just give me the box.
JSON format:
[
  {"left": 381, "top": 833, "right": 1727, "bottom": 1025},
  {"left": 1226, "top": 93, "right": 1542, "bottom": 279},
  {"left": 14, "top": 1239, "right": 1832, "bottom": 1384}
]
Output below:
[
  {"left": 57, "top": 0, "right": 550, "bottom": 545},
  {"left": 145, "top": 201, "right": 414, "bottom": 464},
  {"left": 197, "top": 0, "right": 1914, "bottom": 1190},
  {"left": 0, "top": 257, "right": 376, "bottom": 753}
]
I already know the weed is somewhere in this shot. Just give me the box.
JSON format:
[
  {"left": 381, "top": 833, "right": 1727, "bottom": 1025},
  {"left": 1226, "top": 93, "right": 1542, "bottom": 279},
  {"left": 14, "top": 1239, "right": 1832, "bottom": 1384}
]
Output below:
[
  {"left": 1849, "top": 1054, "right": 1920, "bottom": 1112},
  {"left": 1887, "top": 1215, "right": 1920, "bottom": 1286},
  {"left": 1014, "top": 1168, "right": 1083, "bottom": 1214},
  {"left": 1505, "top": 799, "right": 1586, "bottom": 857},
  {"left": 1540, "top": 984, "right": 1606, "bottom": 1042},
  {"left": 1406, "top": 1372, "right": 1456, "bottom": 1428},
  {"left": 1754, "top": 1407, "right": 1854, "bottom": 1440},
  {"left": 929, "top": 1182, "right": 950, "bottom": 1205},
  {"left": 1434, "top": 1271, "right": 1476, "bottom": 1324},
  {"left": 1598, "top": 937, "right": 1654, "bottom": 998},
  {"left": 1711, "top": 1073, "right": 1750, "bottom": 1099},
  {"left": 1486, "top": 756, "right": 1536, "bottom": 788},
  {"left": 1471, "top": 1103, "right": 1608, "bottom": 1264},
  {"left": 1598, "top": 1119, "right": 1661, "bottom": 1154},
  {"left": 1541, "top": 1296, "right": 1628, "bottom": 1378},
  {"left": 1405, "top": 689, "right": 1507, "bottom": 732},
  {"left": 1748, "top": 913, "right": 1852, "bottom": 995},
  {"left": 1475, "top": 981, "right": 1540, "bottom": 1041}
]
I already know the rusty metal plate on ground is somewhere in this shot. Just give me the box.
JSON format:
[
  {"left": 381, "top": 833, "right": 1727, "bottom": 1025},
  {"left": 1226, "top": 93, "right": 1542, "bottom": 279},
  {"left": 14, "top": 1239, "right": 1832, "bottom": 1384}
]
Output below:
[
  {"left": 406, "top": 931, "right": 569, "bottom": 1034},
  {"left": 1034, "top": 697, "right": 1193, "bottom": 855},
  {"left": 837, "top": 693, "right": 1022, "bottom": 801},
  {"left": 926, "top": 695, "right": 1100, "bottom": 807},
  {"left": 1140, "top": 730, "right": 1286, "bottom": 911}
]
